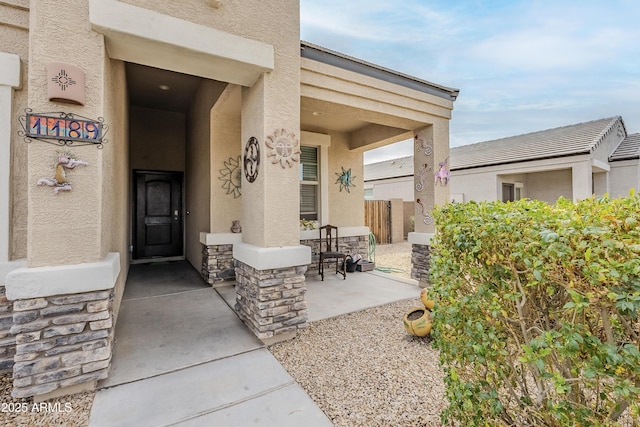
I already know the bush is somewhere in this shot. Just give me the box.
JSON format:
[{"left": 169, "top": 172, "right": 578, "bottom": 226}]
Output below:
[{"left": 430, "top": 193, "right": 640, "bottom": 426}]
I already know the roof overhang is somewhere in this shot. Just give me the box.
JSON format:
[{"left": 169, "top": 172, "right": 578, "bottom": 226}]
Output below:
[
  {"left": 89, "top": 0, "right": 274, "bottom": 86},
  {"left": 301, "top": 41, "right": 459, "bottom": 102}
]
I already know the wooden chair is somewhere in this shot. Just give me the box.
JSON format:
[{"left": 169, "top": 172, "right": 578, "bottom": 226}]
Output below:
[{"left": 318, "top": 224, "right": 346, "bottom": 281}]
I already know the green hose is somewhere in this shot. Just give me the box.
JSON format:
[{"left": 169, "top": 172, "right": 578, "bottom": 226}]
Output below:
[{"left": 368, "top": 232, "right": 406, "bottom": 274}]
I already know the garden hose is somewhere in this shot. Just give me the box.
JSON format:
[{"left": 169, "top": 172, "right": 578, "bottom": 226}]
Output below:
[{"left": 368, "top": 232, "right": 406, "bottom": 274}]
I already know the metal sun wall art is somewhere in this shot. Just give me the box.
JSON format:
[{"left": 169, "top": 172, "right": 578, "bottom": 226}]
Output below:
[
  {"left": 244, "top": 136, "right": 260, "bottom": 183},
  {"left": 336, "top": 167, "right": 356, "bottom": 193},
  {"left": 37, "top": 149, "right": 88, "bottom": 195},
  {"left": 265, "top": 128, "right": 300, "bottom": 168},
  {"left": 219, "top": 155, "right": 242, "bottom": 198}
]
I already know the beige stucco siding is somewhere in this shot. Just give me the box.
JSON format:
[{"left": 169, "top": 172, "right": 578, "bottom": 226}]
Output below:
[
  {"left": 524, "top": 169, "right": 573, "bottom": 203},
  {"left": 102, "top": 58, "right": 129, "bottom": 323},
  {"left": 185, "top": 79, "right": 227, "bottom": 270},
  {"left": 326, "top": 131, "right": 364, "bottom": 227},
  {"left": 27, "top": 0, "right": 108, "bottom": 267},
  {"left": 610, "top": 160, "right": 640, "bottom": 198},
  {"left": 368, "top": 176, "right": 414, "bottom": 202},
  {"left": 209, "top": 89, "right": 242, "bottom": 235}
]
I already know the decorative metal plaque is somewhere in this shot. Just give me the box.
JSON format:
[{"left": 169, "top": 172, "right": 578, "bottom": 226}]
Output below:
[{"left": 19, "top": 110, "right": 108, "bottom": 148}]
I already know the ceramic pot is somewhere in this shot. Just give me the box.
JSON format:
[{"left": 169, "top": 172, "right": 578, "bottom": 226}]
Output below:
[
  {"left": 231, "top": 220, "right": 242, "bottom": 233},
  {"left": 403, "top": 307, "right": 432, "bottom": 337}
]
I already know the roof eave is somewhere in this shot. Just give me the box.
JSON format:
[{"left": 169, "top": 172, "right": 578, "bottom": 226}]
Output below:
[{"left": 300, "top": 41, "right": 459, "bottom": 102}]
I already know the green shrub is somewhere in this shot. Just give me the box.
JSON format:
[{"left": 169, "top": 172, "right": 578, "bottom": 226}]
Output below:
[{"left": 430, "top": 193, "right": 640, "bottom": 426}]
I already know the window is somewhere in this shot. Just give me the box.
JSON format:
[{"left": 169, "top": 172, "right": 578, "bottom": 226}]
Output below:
[{"left": 300, "top": 146, "right": 319, "bottom": 220}]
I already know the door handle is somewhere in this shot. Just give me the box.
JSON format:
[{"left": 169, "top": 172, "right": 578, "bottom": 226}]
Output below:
[{"left": 174, "top": 210, "right": 179, "bottom": 221}]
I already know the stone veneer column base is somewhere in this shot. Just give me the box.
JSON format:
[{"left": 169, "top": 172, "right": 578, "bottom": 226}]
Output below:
[
  {"left": 300, "top": 234, "right": 368, "bottom": 277},
  {"left": 10, "top": 289, "right": 113, "bottom": 398},
  {"left": 233, "top": 243, "right": 311, "bottom": 345},
  {"left": 409, "top": 233, "right": 433, "bottom": 288},
  {"left": 234, "top": 261, "right": 308, "bottom": 345},
  {"left": 202, "top": 244, "right": 235, "bottom": 285},
  {"left": 4, "top": 253, "right": 120, "bottom": 399},
  {"left": 200, "top": 233, "right": 243, "bottom": 287},
  {"left": 0, "top": 285, "right": 15, "bottom": 371}
]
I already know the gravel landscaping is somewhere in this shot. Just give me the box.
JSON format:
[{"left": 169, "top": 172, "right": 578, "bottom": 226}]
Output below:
[
  {"left": 269, "top": 298, "right": 445, "bottom": 426},
  {"left": 0, "top": 373, "right": 94, "bottom": 426}
]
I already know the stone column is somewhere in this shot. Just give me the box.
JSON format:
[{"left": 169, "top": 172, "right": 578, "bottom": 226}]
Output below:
[{"left": 233, "top": 10, "right": 311, "bottom": 343}]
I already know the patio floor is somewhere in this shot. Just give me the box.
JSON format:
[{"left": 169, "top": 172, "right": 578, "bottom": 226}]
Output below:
[{"left": 89, "top": 261, "right": 420, "bottom": 426}]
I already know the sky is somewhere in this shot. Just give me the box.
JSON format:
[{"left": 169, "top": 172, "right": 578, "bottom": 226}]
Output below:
[{"left": 299, "top": 0, "right": 640, "bottom": 164}]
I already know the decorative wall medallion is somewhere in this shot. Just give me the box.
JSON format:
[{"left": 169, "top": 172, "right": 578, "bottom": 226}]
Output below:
[
  {"left": 434, "top": 159, "right": 450, "bottom": 186},
  {"left": 47, "top": 62, "right": 86, "bottom": 105},
  {"left": 335, "top": 166, "right": 356, "bottom": 193},
  {"left": 265, "top": 128, "right": 300, "bottom": 168},
  {"left": 244, "top": 136, "right": 260, "bottom": 183},
  {"left": 19, "top": 109, "right": 108, "bottom": 148},
  {"left": 219, "top": 155, "right": 242, "bottom": 198},
  {"left": 414, "top": 130, "right": 433, "bottom": 156},
  {"left": 416, "top": 198, "right": 433, "bottom": 225},
  {"left": 415, "top": 163, "right": 432, "bottom": 192},
  {"left": 36, "top": 149, "right": 88, "bottom": 195}
]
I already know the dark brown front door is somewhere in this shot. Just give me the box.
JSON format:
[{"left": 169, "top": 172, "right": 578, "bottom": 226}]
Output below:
[{"left": 134, "top": 171, "right": 183, "bottom": 259}]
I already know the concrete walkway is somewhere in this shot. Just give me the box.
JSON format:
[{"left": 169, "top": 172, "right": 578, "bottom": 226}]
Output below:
[{"left": 89, "top": 261, "right": 420, "bottom": 426}]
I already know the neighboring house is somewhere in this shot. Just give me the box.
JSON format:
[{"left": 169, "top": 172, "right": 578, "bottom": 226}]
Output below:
[
  {"left": 0, "top": 0, "right": 456, "bottom": 399},
  {"left": 364, "top": 155, "right": 414, "bottom": 201},
  {"left": 450, "top": 116, "right": 640, "bottom": 203}
]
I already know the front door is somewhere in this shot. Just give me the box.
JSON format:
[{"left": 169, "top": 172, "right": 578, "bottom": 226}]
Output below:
[{"left": 134, "top": 171, "right": 183, "bottom": 260}]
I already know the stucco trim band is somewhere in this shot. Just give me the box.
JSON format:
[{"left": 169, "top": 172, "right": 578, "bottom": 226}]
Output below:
[
  {"left": 408, "top": 232, "right": 434, "bottom": 246},
  {"left": 233, "top": 243, "right": 311, "bottom": 271},
  {"left": 0, "top": 259, "right": 26, "bottom": 286},
  {"left": 5, "top": 253, "right": 120, "bottom": 300},
  {"left": 89, "top": 0, "right": 274, "bottom": 87},
  {"left": 199, "top": 232, "right": 243, "bottom": 246}
]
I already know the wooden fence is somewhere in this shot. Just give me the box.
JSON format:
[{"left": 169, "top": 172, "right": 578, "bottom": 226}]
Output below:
[{"left": 364, "top": 200, "right": 391, "bottom": 244}]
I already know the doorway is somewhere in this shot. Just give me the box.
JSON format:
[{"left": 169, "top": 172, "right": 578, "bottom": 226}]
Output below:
[
  {"left": 134, "top": 170, "right": 184, "bottom": 260},
  {"left": 502, "top": 183, "right": 515, "bottom": 202}
]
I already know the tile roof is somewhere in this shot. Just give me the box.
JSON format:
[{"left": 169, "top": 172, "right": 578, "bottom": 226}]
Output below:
[
  {"left": 364, "top": 156, "right": 414, "bottom": 181},
  {"left": 610, "top": 133, "right": 640, "bottom": 161},
  {"left": 451, "top": 116, "right": 623, "bottom": 170}
]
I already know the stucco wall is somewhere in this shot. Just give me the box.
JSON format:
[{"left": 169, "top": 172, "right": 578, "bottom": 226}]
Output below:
[
  {"left": 129, "top": 106, "right": 185, "bottom": 172},
  {"left": 185, "top": 79, "right": 226, "bottom": 271},
  {"left": 368, "top": 176, "right": 414, "bottom": 202},
  {"left": 102, "top": 58, "right": 129, "bottom": 323},
  {"left": 610, "top": 160, "right": 640, "bottom": 198},
  {"left": 526, "top": 169, "right": 573, "bottom": 203},
  {"left": 593, "top": 120, "right": 625, "bottom": 165},
  {"left": 27, "top": 0, "right": 107, "bottom": 267},
  {"left": 327, "top": 131, "right": 364, "bottom": 227},
  {"left": 239, "top": 1, "right": 301, "bottom": 248},
  {"left": 2, "top": 1, "right": 29, "bottom": 260},
  {"left": 210, "top": 90, "right": 242, "bottom": 234}
]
